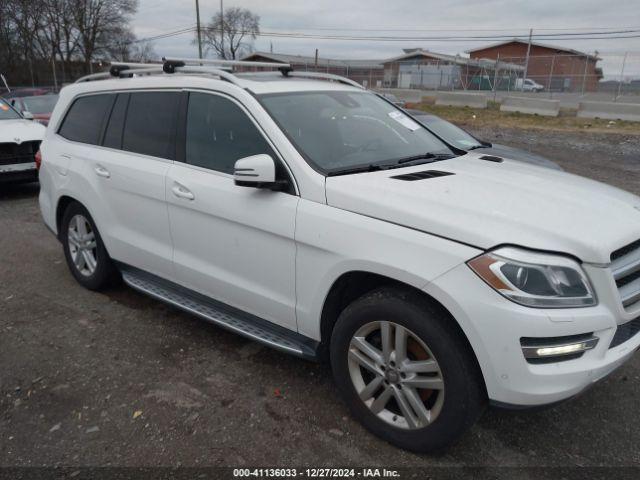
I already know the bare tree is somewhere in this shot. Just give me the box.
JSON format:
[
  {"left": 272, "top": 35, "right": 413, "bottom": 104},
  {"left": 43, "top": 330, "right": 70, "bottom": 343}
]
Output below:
[
  {"left": 42, "top": 0, "right": 80, "bottom": 81},
  {"left": 201, "top": 7, "right": 259, "bottom": 60},
  {"left": 109, "top": 30, "right": 156, "bottom": 63},
  {"left": 72, "top": 0, "right": 138, "bottom": 73}
]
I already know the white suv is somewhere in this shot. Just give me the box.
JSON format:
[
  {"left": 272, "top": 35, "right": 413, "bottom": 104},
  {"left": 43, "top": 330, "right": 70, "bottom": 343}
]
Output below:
[{"left": 39, "top": 59, "right": 640, "bottom": 452}]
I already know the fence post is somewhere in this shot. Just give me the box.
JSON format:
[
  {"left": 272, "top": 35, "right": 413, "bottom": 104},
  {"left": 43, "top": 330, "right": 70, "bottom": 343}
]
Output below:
[
  {"left": 547, "top": 55, "right": 555, "bottom": 99},
  {"left": 522, "top": 28, "right": 533, "bottom": 91},
  {"left": 580, "top": 54, "right": 589, "bottom": 96},
  {"left": 616, "top": 52, "right": 628, "bottom": 101},
  {"left": 492, "top": 54, "right": 500, "bottom": 102}
]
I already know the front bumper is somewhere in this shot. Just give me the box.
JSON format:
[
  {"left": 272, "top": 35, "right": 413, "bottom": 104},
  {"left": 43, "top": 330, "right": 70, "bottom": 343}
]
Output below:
[
  {"left": 0, "top": 162, "right": 37, "bottom": 183},
  {"left": 425, "top": 262, "right": 640, "bottom": 407}
]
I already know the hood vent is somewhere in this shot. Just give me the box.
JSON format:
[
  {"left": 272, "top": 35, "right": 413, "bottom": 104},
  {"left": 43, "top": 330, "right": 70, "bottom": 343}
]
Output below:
[
  {"left": 479, "top": 155, "right": 503, "bottom": 163},
  {"left": 391, "top": 170, "right": 454, "bottom": 181}
]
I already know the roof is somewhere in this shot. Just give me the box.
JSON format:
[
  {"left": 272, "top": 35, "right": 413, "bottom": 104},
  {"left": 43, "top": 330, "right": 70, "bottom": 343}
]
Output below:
[
  {"left": 465, "top": 39, "right": 599, "bottom": 60},
  {"left": 242, "top": 52, "right": 384, "bottom": 69},
  {"left": 381, "top": 49, "right": 524, "bottom": 71}
]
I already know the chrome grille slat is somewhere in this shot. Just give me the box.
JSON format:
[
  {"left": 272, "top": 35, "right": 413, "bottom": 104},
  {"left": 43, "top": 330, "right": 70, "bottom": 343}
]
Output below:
[
  {"left": 611, "top": 239, "right": 640, "bottom": 310},
  {"left": 611, "top": 247, "right": 640, "bottom": 281},
  {"left": 620, "top": 278, "right": 640, "bottom": 308}
]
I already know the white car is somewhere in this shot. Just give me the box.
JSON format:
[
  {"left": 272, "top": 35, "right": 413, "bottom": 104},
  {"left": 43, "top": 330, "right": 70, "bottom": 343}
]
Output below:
[
  {"left": 0, "top": 99, "right": 45, "bottom": 183},
  {"left": 515, "top": 78, "right": 545, "bottom": 92},
  {"left": 38, "top": 60, "right": 640, "bottom": 452}
]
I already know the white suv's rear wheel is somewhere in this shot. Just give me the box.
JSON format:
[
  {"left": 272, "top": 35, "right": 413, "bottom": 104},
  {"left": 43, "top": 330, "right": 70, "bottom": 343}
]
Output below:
[
  {"left": 330, "top": 287, "right": 486, "bottom": 452},
  {"left": 61, "top": 202, "right": 118, "bottom": 290},
  {"left": 67, "top": 214, "right": 98, "bottom": 277}
]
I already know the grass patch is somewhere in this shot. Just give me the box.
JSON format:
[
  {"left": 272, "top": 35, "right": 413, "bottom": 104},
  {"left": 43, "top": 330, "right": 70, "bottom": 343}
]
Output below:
[{"left": 405, "top": 100, "right": 640, "bottom": 135}]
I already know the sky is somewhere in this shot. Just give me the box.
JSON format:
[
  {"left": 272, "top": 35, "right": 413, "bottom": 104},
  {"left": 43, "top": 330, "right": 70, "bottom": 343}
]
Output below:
[{"left": 132, "top": 0, "right": 640, "bottom": 78}]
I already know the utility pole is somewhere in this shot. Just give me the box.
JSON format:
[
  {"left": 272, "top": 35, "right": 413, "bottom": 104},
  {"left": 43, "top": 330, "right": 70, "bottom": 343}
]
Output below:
[
  {"left": 195, "top": 0, "right": 203, "bottom": 59},
  {"left": 522, "top": 28, "right": 533, "bottom": 91},
  {"left": 220, "top": 0, "right": 225, "bottom": 59}
]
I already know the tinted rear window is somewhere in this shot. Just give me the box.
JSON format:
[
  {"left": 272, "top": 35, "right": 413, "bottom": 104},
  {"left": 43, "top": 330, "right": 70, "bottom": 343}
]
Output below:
[
  {"left": 122, "top": 92, "right": 179, "bottom": 159},
  {"left": 58, "top": 95, "right": 112, "bottom": 145}
]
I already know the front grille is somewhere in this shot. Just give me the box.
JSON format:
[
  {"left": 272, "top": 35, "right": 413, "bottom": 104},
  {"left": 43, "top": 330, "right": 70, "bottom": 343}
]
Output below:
[
  {"left": 0, "top": 141, "right": 40, "bottom": 166},
  {"left": 610, "top": 239, "right": 640, "bottom": 310},
  {"left": 609, "top": 317, "right": 640, "bottom": 349}
]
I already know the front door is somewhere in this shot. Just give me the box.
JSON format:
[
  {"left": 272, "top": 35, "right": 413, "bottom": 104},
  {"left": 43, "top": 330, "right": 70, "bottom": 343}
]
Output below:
[{"left": 166, "top": 91, "right": 299, "bottom": 331}]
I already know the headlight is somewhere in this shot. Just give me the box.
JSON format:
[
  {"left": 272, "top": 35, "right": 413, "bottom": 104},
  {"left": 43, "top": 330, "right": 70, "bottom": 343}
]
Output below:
[{"left": 468, "top": 247, "right": 596, "bottom": 308}]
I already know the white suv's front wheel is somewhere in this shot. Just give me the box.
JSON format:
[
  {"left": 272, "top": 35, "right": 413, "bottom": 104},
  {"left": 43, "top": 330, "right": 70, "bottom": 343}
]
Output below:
[{"left": 330, "top": 287, "right": 486, "bottom": 452}]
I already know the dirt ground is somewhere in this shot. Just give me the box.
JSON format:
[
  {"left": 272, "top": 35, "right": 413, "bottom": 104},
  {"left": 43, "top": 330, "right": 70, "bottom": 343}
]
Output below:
[
  {"left": 1, "top": 127, "right": 639, "bottom": 474},
  {"left": 411, "top": 101, "right": 640, "bottom": 135}
]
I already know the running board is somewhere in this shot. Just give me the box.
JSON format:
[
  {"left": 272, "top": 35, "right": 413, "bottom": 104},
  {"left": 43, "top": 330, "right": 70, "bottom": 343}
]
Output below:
[{"left": 120, "top": 267, "right": 318, "bottom": 360}]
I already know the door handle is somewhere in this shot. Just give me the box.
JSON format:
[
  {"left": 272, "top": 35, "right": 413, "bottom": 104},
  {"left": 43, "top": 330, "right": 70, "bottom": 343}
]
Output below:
[
  {"left": 172, "top": 183, "right": 195, "bottom": 200},
  {"left": 95, "top": 165, "right": 110, "bottom": 178}
]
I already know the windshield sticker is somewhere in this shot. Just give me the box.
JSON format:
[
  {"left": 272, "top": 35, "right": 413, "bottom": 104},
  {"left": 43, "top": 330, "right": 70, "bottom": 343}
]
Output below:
[{"left": 388, "top": 111, "right": 420, "bottom": 131}]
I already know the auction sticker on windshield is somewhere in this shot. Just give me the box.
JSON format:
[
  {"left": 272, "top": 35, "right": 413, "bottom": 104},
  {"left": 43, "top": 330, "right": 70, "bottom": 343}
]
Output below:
[{"left": 388, "top": 110, "right": 421, "bottom": 131}]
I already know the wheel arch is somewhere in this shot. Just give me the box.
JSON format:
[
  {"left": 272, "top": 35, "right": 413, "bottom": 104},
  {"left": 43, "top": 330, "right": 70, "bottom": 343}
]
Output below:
[
  {"left": 55, "top": 195, "right": 80, "bottom": 240},
  {"left": 318, "top": 270, "right": 485, "bottom": 394}
]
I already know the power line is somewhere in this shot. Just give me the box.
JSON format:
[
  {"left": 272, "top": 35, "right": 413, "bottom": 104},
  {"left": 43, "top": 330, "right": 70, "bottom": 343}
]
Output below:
[
  {"left": 202, "top": 26, "right": 640, "bottom": 42},
  {"left": 261, "top": 25, "right": 640, "bottom": 33}
]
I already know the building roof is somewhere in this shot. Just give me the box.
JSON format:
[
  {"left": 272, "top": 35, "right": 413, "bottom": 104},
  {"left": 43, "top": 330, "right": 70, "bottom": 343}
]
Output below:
[
  {"left": 241, "top": 52, "right": 384, "bottom": 69},
  {"left": 465, "top": 39, "right": 599, "bottom": 60},
  {"left": 381, "top": 49, "right": 524, "bottom": 71}
]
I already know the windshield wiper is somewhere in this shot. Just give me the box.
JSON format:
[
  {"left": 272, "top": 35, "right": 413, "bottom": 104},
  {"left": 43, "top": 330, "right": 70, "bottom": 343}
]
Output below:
[
  {"left": 396, "top": 152, "right": 456, "bottom": 164},
  {"left": 327, "top": 153, "right": 456, "bottom": 177},
  {"left": 327, "top": 163, "right": 388, "bottom": 177}
]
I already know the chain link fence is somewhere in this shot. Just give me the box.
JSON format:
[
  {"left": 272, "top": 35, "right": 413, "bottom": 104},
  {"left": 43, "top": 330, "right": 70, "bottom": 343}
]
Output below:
[{"left": 370, "top": 52, "right": 640, "bottom": 105}]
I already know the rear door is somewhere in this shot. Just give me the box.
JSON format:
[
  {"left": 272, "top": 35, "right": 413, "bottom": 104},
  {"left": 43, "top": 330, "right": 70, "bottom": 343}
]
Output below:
[
  {"left": 166, "top": 90, "right": 299, "bottom": 331},
  {"left": 57, "top": 90, "right": 179, "bottom": 279}
]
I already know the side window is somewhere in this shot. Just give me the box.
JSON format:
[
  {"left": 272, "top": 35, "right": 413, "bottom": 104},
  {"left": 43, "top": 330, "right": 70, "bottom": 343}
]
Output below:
[
  {"left": 103, "top": 93, "right": 129, "bottom": 149},
  {"left": 122, "top": 91, "right": 180, "bottom": 159},
  {"left": 185, "top": 92, "right": 276, "bottom": 174},
  {"left": 58, "top": 94, "right": 112, "bottom": 145}
]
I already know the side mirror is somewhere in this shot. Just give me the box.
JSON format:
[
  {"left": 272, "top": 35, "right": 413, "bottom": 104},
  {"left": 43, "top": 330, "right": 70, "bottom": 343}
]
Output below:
[
  {"left": 22, "top": 111, "right": 34, "bottom": 120},
  {"left": 234, "top": 154, "right": 288, "bottom": 191}
]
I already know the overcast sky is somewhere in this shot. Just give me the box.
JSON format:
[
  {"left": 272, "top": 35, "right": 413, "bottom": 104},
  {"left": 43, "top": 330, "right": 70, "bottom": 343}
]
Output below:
[{"left": 133, "top": 0, "right": 640, "bottom": 77}]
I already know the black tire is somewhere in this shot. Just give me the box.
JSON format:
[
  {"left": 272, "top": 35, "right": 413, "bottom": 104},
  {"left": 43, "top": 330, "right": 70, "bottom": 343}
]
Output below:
[
  {"left": 330, "top": 287, "right": 486, "bottom": 452},
  {"left": 60, "top": 201, "right": 119, "bottom": 291}
]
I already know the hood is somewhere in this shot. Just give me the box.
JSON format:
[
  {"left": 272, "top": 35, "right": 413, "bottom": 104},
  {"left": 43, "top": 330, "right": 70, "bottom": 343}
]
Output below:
[
  {"left": 325, "top": 153, "right": 640, "bottom": 264},
  {"left": 0, "top": 119, "right": 46, "bottom": 143}
]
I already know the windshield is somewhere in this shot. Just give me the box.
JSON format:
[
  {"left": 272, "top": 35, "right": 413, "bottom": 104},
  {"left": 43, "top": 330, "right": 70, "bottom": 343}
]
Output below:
[
  {"left": 414, "top": 115, "right": 483, "bottom": 150},
  {"left": 0, "top": 99, "right": 21, "bottom": 120},
  {"left": 21, "top": 95, "right": 58, "bottom": 114},
  {"left": 259, "top": 91, "right": 454, "bottom": 174}
]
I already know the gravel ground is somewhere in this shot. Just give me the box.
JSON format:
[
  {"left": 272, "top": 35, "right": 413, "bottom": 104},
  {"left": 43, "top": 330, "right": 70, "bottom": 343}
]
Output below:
[{"left": 0, "top": 128, "right": 639, "bottom": 472}]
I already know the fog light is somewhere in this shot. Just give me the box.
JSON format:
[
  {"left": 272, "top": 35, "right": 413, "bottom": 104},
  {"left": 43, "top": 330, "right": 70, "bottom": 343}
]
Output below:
[{"left": 521, "top": 334, "right": 599, "bottom": 362}]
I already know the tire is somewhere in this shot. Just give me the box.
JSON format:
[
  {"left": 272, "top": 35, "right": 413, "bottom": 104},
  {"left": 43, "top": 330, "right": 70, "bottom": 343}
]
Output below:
[
  {"left": 60, "top": 201, "right": 119, "bottom": 290},
  {"left": 330, "top": 287, "right": 486, "bottom": 452}
]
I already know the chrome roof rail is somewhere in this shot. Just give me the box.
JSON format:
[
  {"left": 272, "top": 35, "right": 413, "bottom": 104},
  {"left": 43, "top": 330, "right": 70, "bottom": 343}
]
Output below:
[
  {"left": 162, "top": 57, "right": 291, "bottom": 69},
  {"left": 74, "top": 57, "right": 364, "bottom": 89},
  {"left": 287, "top": 71, "right": 364, "bottom": 89}
]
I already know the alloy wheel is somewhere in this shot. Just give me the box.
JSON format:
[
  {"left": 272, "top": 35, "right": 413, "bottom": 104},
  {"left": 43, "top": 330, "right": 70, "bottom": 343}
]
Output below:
[
  {"left": 348, "top": 321, "right": 445, "bottom": 430},
  {"left": 67, "top": 214, "right": 98, "bottom": 277}
]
